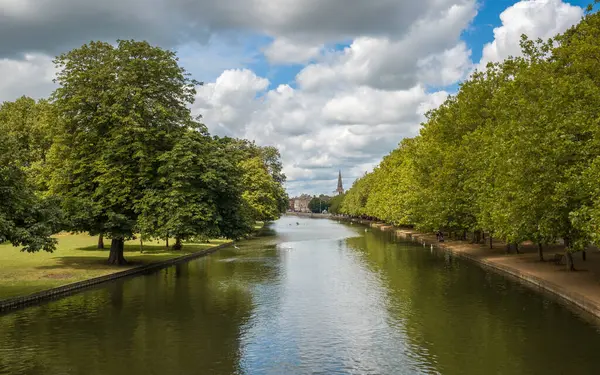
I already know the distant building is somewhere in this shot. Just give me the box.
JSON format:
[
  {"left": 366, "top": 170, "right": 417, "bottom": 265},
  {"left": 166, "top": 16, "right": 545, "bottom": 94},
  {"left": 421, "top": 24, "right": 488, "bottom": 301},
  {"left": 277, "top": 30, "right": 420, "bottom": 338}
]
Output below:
[
  {"left": 295, "top": 194, "right": 312, "bottom": 212},
  {"left": 336, "top": 170, "right": 344, "bottom": 195},
  {"left": 289, "top": 194, "right": 312, "bottom": 213}
]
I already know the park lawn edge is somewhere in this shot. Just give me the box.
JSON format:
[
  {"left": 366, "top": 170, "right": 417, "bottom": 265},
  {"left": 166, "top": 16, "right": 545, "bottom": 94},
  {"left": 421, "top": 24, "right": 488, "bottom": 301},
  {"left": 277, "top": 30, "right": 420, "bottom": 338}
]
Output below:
[{"left": 0, "top": 222, "right": 266, "bottom": 311}]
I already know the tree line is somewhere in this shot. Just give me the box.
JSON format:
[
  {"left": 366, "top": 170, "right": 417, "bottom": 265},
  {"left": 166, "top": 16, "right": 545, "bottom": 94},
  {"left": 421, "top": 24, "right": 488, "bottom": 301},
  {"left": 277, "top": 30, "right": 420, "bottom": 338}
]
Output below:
[
  {"left": 0, "top": 40, "right": 288, "bottom": 264},
  {"left": 337, "top": 4, "right": 600, "bottom": 270}
]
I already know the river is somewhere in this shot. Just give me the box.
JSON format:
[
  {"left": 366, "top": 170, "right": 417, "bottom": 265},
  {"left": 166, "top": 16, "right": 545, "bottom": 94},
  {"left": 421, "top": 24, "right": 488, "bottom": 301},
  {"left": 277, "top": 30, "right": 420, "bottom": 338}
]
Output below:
[{"left": 1, "top": 216, "right": 600, "bottom": 374}]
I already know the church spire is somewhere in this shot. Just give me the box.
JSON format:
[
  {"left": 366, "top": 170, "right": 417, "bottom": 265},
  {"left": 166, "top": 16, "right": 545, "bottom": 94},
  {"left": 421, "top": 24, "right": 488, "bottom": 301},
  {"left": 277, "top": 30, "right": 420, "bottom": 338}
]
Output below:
[{"left": 336, "top": 170, "right": 344, "bottom": 195}]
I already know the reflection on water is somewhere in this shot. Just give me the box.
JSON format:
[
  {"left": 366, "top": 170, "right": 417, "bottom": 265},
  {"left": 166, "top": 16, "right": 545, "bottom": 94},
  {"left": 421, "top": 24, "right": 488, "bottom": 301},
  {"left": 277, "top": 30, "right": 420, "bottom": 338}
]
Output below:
[{"left": 1, "top": 216, "right": 600, "bottom": 375}]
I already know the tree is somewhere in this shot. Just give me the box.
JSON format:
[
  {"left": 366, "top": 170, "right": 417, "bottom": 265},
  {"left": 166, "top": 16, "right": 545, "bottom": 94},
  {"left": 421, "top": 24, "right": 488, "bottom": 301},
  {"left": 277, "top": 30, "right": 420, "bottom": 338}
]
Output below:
[
  {"left": 215, "top": 138, "right": 288, "bottom": 223},
  {"left": 328, "top": 193, "right": 345, "bottom": 215},
  {"left": 309, "top": 197, "right": 329, "bottom": 213},
  {"left": 137, "top": 129, "right": 256, "bottom": 249},
  {"left": 0, "top": 126, "right": 61, "bottom": 252},
  {"left": 48, "top": 40, "right": 199, "bottom": 265},
  {"left": 339, "top": 7, "right": 600, "bottom": 271},
  {"left": 341, "top": 173, "right": 375, "bottom": 218},
  {"left": 0, "top": 97, "right": 57, "bottom": 193},
  {"left": 240, "top": 156, "right": 284, "bottom": 222}
]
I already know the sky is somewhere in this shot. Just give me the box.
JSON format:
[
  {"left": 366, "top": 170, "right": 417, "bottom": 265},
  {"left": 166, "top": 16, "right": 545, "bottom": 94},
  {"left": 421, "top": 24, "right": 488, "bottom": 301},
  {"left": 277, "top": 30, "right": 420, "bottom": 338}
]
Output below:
[{"left": 0, "top": 0, "right": 593, "bottom": 196}]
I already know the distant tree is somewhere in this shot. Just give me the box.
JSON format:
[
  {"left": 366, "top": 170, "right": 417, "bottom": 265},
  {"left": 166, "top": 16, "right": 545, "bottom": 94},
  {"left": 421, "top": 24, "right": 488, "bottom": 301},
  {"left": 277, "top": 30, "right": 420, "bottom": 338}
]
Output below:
[
  {"left": 240, "top": 156, "right": 284, "bottom": 222},
  {"left": 329, "top": 193, "right": 346, "bottom": 215},
  {"left": 309, "top": 197, "right": 329, "bottom": 213}
]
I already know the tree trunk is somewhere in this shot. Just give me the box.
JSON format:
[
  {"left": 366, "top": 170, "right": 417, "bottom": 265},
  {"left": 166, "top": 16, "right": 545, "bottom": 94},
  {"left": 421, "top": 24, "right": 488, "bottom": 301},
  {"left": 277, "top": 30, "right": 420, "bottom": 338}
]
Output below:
[
  {"left": 108, "top": 238, "right": 127, "bottom": 265},
  {"left": 563, "top": 237, "right": 574, "bottom": 271},
  {"left": 505, "top": 243, "right": 511, "bottom": 254},
  {"left": 565, "top": 251, "right": 575, "bottom": 271},
  {"left": 537, "top": 243, "right": 544, "bottom": 261},
  {"left": 166, "top": 236, "right": 169, "bottom": 249},
  {"left": 98, "top": 233, "right": 104, "bottom": 249},
  {"left": 139, "top": 237, "right": 144, "bottom": 253},
  {"left": 489, "top": 235, "right": 493, "bottom": 249},
  {"left": 515, "top": 243, "right": 520, "bottom": 254},
  {"left": 173, "top": 237, "right": 182, "bottom": 251},
  {"left": 582, "top": 250, "right": 587, "bottom": 261}
]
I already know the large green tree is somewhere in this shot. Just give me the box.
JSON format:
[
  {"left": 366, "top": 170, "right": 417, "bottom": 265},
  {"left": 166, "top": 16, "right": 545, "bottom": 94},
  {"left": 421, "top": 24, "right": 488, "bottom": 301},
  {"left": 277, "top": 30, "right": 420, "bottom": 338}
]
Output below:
[
  {"left": 48, "top": 40, "right": 199, "bottom": 265},
  {"left": 136, "top": 129, "right": 256, "bottom": 249}
]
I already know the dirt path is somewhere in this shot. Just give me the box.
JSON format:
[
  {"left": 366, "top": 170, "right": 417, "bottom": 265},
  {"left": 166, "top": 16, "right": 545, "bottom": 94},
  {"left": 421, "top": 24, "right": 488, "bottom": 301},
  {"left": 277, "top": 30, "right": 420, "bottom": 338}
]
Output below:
[{"left": 364, "top": 221, "right": 600, "bottom": 319}]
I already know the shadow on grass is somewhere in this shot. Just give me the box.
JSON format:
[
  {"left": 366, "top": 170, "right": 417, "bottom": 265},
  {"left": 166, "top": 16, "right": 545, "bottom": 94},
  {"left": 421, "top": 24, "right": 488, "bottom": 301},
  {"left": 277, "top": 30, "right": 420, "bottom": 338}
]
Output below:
[
  {"left": 76, "top": 243, "right": 214, "bottom": 253},
  {"left": 36, "top": 244, "right": 218, "bottom": 270}
]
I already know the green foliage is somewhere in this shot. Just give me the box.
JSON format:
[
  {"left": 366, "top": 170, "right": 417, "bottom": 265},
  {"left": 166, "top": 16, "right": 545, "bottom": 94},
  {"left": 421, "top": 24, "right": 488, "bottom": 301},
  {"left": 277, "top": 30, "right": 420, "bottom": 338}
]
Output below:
[
  {"left": 212, "top": 138, "right": 288, "bottom": 224},
  {"left": 48, "top": 40, "right": 200, "bottom": 246},
  {"left": 240, "top": 156, "right": 284, "bottom": 222},
  {"left": 339, "top": 10, "right": 600, "bottom": 259},
  {"left": 0, "top": 39, "right": 287, "bottom": 260},
  {"left": 0, "top": 122, "right": 61, "bottom": 252},
  {"left": 328, "top": 194, "right": 345, "bottom": 215},
  {"left": 308, "top": 197, "right": 330, "bottom": 213}
]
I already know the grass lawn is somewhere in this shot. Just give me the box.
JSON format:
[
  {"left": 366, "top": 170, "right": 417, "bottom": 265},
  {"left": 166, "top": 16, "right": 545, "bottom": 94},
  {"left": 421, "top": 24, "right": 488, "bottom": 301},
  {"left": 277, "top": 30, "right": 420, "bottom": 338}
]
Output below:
[{"left": 0, "top": 233, "right": 233, "bottom": 300}]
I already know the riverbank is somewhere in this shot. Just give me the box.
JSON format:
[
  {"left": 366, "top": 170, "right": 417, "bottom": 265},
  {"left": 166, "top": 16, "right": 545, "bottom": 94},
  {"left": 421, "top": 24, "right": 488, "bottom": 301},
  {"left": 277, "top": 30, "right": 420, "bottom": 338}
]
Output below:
[
  {"left": 337, "top": 217, "right": 600, "bottom": 318},
  {"left": 0, "top": 223, "right": 264, "bottom": 310},
  {"left": 285, "top": 212, "right": 332, "bottom": 218},
  {"left": 0, "top": 234, "right": 228, "bottom": 300}
]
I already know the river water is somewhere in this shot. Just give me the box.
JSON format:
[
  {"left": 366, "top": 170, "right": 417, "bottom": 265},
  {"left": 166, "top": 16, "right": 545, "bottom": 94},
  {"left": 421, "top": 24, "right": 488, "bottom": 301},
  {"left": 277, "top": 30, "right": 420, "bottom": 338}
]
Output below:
[{"left": 1, "top": 216, "right": 600, "bottom": 375}]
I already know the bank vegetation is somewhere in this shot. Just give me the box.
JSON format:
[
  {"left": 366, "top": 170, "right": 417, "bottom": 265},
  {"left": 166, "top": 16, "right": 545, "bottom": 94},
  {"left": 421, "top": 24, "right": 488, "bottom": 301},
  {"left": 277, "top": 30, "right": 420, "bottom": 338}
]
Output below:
[{"left": 336, "top": 4, "right": 600, "bottom": 270}]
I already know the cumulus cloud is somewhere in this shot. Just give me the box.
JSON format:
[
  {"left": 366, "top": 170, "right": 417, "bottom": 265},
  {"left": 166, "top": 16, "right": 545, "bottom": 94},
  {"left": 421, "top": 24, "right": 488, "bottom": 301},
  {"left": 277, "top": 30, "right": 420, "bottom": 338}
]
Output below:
[
  {"left": 477, "top": 0, "right": 583, "bottom": 69},
  {"left": 296, "top": 1, "right": 477, "bottom": 91},
  {"left": 194, "top": 69, "right": 269, "bottom": 135},
  {"left": 417, "top": 42, "right": 472, "bottom": 87},
  {"left": 322, "top": 86, "right": 430, "bottom": 125},
  {"left": 194, "top": 69, "right": 448, "bottom": 195},
  {"left": 0, "top": 54, "right": 57, "bottom": 102},
  {"left": 263, "top": 38, "right": 323, "bottom": 64},
  {"left": 0, "top": 0, "right": 588, "bottom": 196},
  {"left": 0, "top": 0, "right": 471, "bottom": 58}
]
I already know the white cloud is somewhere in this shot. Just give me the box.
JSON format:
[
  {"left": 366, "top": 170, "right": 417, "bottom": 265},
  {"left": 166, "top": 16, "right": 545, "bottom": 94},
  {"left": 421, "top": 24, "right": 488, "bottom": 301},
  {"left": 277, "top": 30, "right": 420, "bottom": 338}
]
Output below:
[
  {"left": 195, "top": 68, "right": 448, "bottom": 195},
  {"left": 477, "top": 0, "right": 583, "bottom": 69},
  {"left": 0, "top": 54, "right": 56, "bottom": 102},
  {"left": 0, "top": 0, "right": 473, "bottom": 59},
  {"left": 187, "top": 1, "right": 479, "bottom": 195},
  {"left": 263, "top": 38, "right": 323, "bottom": 64},
  {"left": 417, "top": 42, "right": 472, "bottom": 87},
  {"left": 194, "top": 69, "right": 269, "bottom": 135},
  {"left": 322, "top": 86, "right": 429, "bottom": 125},
  {"left": 296, "top": 1, "right": 477, "bottom": 91}
]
